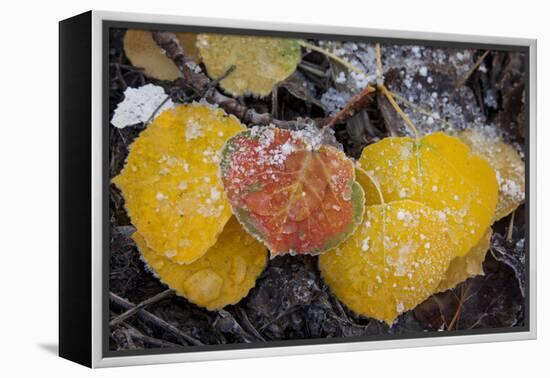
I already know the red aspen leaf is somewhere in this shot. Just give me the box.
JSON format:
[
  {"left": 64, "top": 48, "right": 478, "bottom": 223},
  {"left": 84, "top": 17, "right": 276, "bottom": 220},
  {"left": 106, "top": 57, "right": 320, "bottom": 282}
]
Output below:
[{"left": 220, "top": 126, "right": 365, "bottom": 256}]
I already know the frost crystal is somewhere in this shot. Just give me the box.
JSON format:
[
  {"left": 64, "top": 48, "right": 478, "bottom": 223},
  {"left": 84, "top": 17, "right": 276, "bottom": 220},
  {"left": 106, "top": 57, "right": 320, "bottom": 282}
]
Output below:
[{"left": 111, "top": 84, "right": 174, "bottom": 128}]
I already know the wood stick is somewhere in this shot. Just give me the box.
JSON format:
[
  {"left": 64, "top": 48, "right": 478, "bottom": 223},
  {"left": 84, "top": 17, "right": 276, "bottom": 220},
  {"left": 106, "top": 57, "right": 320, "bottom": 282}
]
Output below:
[
  {"left": 455, "top": 50, "right": 490, "bottom": 90},
  {"left": 323, "top": 85, "right": 376, "bottom": 128},
  {"left": 237, "top": 308, "right": 266, "bottom": 342},
  {"left": 122, "top": 322, "right": 182, "bottom": 348},
  {"left": 110, "top": 289, "right": 173, "bottom": 327},
  {"left": 152, "top": 31, "right": 308, "bottom": 127},
  {"left": 109, "top": 292, "right": 203, "bottom": 346}
]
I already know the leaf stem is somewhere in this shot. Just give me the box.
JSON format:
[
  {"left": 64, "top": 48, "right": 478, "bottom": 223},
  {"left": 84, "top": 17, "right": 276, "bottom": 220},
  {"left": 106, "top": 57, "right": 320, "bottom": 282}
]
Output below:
[
  {"left": 455, "top": 50, "right": 490, "bottom": 90},
  {"left": 390, "top": 91, "right": 456, "bottom": 131},
  {"left": 375, "top": 41, "right": 383, "bottom": 84},
  {"left": 378, "top": 83, "right": 420, "bottom": 140},
  {"left": 375, "top": 43, "right": 420, "bottom": 140}
]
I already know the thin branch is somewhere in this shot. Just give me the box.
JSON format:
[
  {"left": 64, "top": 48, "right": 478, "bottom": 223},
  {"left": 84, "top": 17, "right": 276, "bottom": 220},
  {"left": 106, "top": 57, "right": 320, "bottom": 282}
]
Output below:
[
  {"left": 507, "top": 210, "right": 516, "bottom": 241},
  {"left": 323, "top": 85, "right": 376, "bottom": 128},
  {"left": 152, "top": 31, "right": 308, "bottom": 127},
  {"left": 375, "top": 42, "right": 384, "bottom": 84},
  {"left": 390, "top": 91, "right": 457, "bottom": 130},
  {"left": 208, "top": 65, "right": 236, "bottom": 89},
  {"left": 298, "top": 61, "right": 328, "bottom": 78},
  {"left": 151, "top": 31, "right": 209, "bottom": 92},
  {"left": 299, "top": 40, "right": 364, "bottom": 74},
  {"left": 378, "top": 83, "right": 420, "bottom": 139},
  {"left": 109, "top": 292, "right": 203, "bottom": 346},
  {"left": 121, "top": 322, "right": 181, "bottom": 348},
  {"left": 375, "top": 43, "right": 420, "bottom": 139},
  {"left": 144, "top": 96, "right": 172, "bottom": 126},
  {"left": 455, "top": 50, "right": 490, "bottom": 90},
  {"left": 448, "top": 284, "right": 471, "bottom": 331},
  {"left": 110, "top": 289, "right": 173, "bottom": 327},
  {"left": 237, "top": 308, "right": 266, "bottom": 342}
]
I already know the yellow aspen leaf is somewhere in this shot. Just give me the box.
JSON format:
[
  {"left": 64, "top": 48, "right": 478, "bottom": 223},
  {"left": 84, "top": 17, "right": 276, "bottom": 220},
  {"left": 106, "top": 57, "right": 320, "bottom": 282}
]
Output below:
[
  {"left": 358, "top": 132, "right": 498, "bottom": 257},
  {"left": 134, "top": 217, "right": 267, "bottom": 310},
  {"left": 319, "top": 200, "right": 457, "bottom": 324},
  {"left": 356, "top": 162, "right": 489, "bottom": 294},
  {"left": 174, "top": 32, "right": 200, "bottom": 63},
  {"left": 112, "top": 103, "right": 245, "bottom": 264},
  {"left": 197, "top": 34, "right": 301, "bottom": 97},
  {"left": 124, "top": 29, "right": 199, "bottom": 81},
  {"left": 355, "top": 167, "right": 383, "bottom": 206},
  {"left": 437, "top": 228, "right": 492, "bottom": 293},
  {"left": 460, "top": 129, "right": 525, "bottom": 220}
]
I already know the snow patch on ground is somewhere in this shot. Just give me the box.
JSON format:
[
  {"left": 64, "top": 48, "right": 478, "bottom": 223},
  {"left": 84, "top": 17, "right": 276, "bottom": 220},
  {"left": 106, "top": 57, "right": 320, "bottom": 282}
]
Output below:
[{"left": 111, "top": 84, "right": 174, "bottom": 128}]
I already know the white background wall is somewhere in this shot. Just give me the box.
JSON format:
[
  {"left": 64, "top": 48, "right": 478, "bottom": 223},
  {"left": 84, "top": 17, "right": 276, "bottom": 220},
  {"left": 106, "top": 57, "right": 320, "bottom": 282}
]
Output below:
[{"left": 0, "top": 0, "right": 546, "bottom": 376}]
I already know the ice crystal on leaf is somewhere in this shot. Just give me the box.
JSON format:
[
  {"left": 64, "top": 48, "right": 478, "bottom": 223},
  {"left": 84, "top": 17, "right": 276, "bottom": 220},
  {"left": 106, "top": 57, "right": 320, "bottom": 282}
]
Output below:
[
  {"left": 320, "top": 200, "right": 457, "bottom": 324},
  {"left": 197, "top": 34, "right": 301, "bottom": 97},
  {"left": 135, "top": 217, "right": 267, "bottom": 310},
  {"left": 358, "top": 132, "right": 498, "bottom": 257},
  {"left": 459, "top": 129, "right": 525, "bottom": 220}
]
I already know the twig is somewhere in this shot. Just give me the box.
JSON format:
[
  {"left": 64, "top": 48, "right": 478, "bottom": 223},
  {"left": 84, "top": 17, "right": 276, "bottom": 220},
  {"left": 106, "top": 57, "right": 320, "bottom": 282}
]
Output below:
[
  {"left": 375, "top": 44, "right": 420, "bottom": 139},
  {"left": 299, "top": 40, "right": 363, "bottom": 74},
  {"left": 109, "top": 292, "right": 203, "bottom": 346},
  {"left": 378, "top": 83, "right": 420, "bottom": 139},
  {"left": 298, "top": 61, "right": 328, "bottom": 78},
  {"left": 120, "top": 328, "right": 137, "bottom": 349},
  {"left": 209, "top": 65, "right": 236, "bottom": 89},
  {"left": 455, "top": 50, "right": 490, "bottom": 90},
  {"left": 110, "top": 289, "right": 174, "bottom": 327},
  {"left": 390, "top": 91, "right": 457, "bottom": 131},
  {"left": 507, "top": 210, "right": 516, "bottom": 241},
  {"left": 375, "top": 42, "right": 384, "bottom": 84},
  {"left": 144, "top": 96, "right": 172, "bottom": 126},
  {"left": 448, "top": 284, "right": 471, "bottom": 331},
  {"left": 215, "top": 310, "right": 256, "bottom": 343},
  {"left": 237, "top": 308, "right": 266, "bottom": 342},
  {"left": 323, "top": 85, "right": 376, "bottom": 128},
  {"left": 152, "top": 31, "right": 306, "bottom": 127},
  {"left": 151, "top": 31, "right": 209, "bottom": 92},
  {"left": 121, "top": 322, "right": 181, "bottom": 348}
]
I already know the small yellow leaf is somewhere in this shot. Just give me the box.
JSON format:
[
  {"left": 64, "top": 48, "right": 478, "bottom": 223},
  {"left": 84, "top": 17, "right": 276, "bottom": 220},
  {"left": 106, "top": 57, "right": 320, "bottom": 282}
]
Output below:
[
  {"left": 358, "top": 132, "right": 498, "bottom": 257},
  {"left": 174, "top": 32, "right": 201, "bottom": 63},
  {"left": 112, "top": 103, "right": 245, "bottom": 264},
  {"left": 319, "top": 200, "right": 457, "bottom": 324},
  {"left": 460, "top": 129, "right": 525, "bottom": 220},
  {"left": 134, "top": 217, "right": 267, "bottom": 310},
  {"left": 124, "top": 30, "right": 199, "bottom": 81},
  {"left": 437, "top": 228, "right": 492, "bottom": 293},
  {"left": 197, "top": 34, "right": 301, "bottom": 97}
]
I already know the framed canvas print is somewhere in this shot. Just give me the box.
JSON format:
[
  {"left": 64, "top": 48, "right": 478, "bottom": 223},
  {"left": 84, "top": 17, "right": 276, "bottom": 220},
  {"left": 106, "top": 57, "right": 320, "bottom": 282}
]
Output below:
[{"left": 59, "top": 10, "right": 537, "bottom": 368}]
